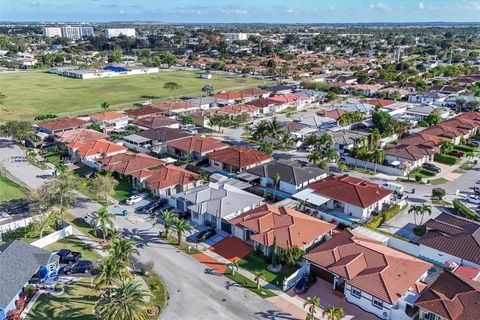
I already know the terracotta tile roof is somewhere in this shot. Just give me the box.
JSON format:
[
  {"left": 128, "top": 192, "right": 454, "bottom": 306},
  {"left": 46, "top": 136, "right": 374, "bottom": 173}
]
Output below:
[
  {"left": 132, "top": 115, "right": 178, "bottom": 129},
  {"left": 305, "top": 230, "right": 431, "bottom": 304},
  {"left": 238, "top": 88, "right": 269, "bottom": 97},
  {"left": 418, "top": 213, "right": 480, "bottom": 265},
  {"left": 267, "top": 94, "right": 308, "bottom": 104},
  {"left": 454, "top": 266, "right": 480, "bottom": 282},
  {"left": 67, "top": 139, "right": 127, "bottom": 157},
  {"left": 208, "top": 146, "right": 271, "bottom": 169},
  {"left": 96, "top": 152, "right": 165, "bottom": 175},
  {"left": 213, "top": 91, "right": 247, "bottom": 100},
  {"left": 152, "top": 101, "right": 198, "bottom": 112},
  {"left": 38, "top": 117, "right": 89, "bottom": 132},
  {"left": 54, "top": 128, "right": 108, "bottom": 144},
  {"left": 136, "top": 127, "right": 191, "bottom": 143},
  {"left": 360, "top": 99, "right": 396, "bottom": 107},
  {"left": 247, "top": 98, "right": 279, "bottom": 108},
  {"left": 316, "top": 108, "right": 347, "bottom": 120},
  {"left": 416, "top": 271, "right": 480, "bottom": 320},
  {"left": 217, "top": 103, "right": 259, "bottom": 115},
  {"left": 124, "top": 106, "right": 164, "bottom": 119},
  {"left": 167, "top": 136, "right": 228, "bottom": 154},
  {"left": 230, "top": 204, "right": 335, "bottom": 250},
  {"left": 90, "top": 111, "right": 128, "bottom": 121},
  {"left": 308, "top": 175, "right": 392, "bottom": 209},
  {"left": 130, "top": 164, "right": 199, "bottom": 190},
  {"left": 384, "top": 144, "right": 436, "bottom": 161}
]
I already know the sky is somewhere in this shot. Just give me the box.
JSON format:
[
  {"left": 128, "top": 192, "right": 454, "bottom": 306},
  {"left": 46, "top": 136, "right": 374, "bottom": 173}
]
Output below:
[{"left": 1, "top": 0, "right": 480, "bottom": 23}]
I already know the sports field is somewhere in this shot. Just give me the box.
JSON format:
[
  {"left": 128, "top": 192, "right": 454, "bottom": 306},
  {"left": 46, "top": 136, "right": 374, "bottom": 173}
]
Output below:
[{"left": 0, "top": 70, "right": 272, "bottom": 121}]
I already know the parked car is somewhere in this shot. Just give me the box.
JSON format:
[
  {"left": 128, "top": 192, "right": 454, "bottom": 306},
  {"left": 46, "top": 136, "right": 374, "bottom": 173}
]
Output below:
[
  {"left": 466, "top": 195, "right": 480, "bottom": 204},
  {"left": 177, "top": 211, "right": 191, "bottom": 220},
  {"left": 422, "top": 163, "right": 441, "bottom": 173},
  {"left": 56, "top": 249, "right": 82, "bottom": 264},
  {"left": 475, "top": 186, "right": 480, "bottom": 195},
  {"left": 294, "top": 274, "right": 317, "bottom": 294},
  {"left": 126, "top": 195, "right": 143, "bottom": 205},
  {"left": 143, "top": 199, "right": 168, "bottom": 214},
  {"left": 196, "top": 228, "right": 216, "bottom": 242},
  {"left": 449, "top": 150, "right": 464, "bottom": 158},
  {"left": 82, "top": 212, "right": 98, "bottom": 227},
  {"left": 63, "top": 260, "right": 94, "bottom": 275}
]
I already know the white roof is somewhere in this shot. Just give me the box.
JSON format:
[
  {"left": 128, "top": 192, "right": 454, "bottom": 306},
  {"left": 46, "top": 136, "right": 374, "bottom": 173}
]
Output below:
[{"left": 292, "top": 188, "right": 329, "bottom": 206}]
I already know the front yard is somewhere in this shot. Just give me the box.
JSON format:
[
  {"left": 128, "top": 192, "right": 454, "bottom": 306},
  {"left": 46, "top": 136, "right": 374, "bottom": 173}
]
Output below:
[
  {"left": 45, "top": 235, "right": 102, "bottom": 261},
  {"left": 113, "top": 180, "right": 134, "bottom": 202},
  {"left": 0, "top": 174, "right": 30, "bottom": 202}
]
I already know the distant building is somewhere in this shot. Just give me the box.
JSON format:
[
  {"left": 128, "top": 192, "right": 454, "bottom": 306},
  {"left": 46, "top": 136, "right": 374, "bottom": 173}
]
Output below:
[
  {"left": 104, "top": 28, "right": 136, "bottom": 39},
  {"left": 43, "top": 26, "right": 94, "bottom": 40},
  {"left": 223, "top": 33, "right": 248, "bottom": 41},
  {"left": 43, "top": 27, "right": 62, "bottom": 37}
]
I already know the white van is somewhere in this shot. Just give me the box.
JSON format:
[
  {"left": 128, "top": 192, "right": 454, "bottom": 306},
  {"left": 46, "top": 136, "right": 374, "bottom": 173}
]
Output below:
[
  {"left": 82, "top": 212, "right": 98, "bottom": 227},
  {"left": 381, "top": 182, "right": 404, "bottom": 194}
]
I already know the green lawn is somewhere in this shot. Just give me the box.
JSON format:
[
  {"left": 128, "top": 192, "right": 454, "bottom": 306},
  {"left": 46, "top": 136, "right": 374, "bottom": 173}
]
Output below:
[
  {"left": 26, "top": 278, "right": 100, "bottom": 320},
  {"left": 430, "top": 178, "right": 449, "bottom": 185},
  {"left": 224, "top": 267, "right": 276, "bottom": 298},
  {"left": 0, "top": 70, "right": 272, "bottom": 121},
  {"left": 0, "top": 175, "right": 30, "bottom": 202},
  {"left": 64, "top": 213, "right": 103, "bottom": 242},
  {"left": 113, "top": 180, "right": 134, "bottom": 202},
  {"left": 237, "top": 252, "right": 296, "bottom": 287},
  {"left": 45, "top": 235, "right": 102, "bottom": 261}
]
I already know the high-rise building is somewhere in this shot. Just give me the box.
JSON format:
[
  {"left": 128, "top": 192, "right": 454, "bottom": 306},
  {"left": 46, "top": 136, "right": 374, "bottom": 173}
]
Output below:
[
  {"left": 104, "top": 28, "right": 136, "bottom": 39},
  {"left": 222, "top": 33, "right": 248, "bottom": 41},
  {"left": 61, "top": 26, "right": 81, "bottom": 40},
  {"left": 43, "top": 27, "right": 62, "bottom": 37},
  {"left": 43, "top": 26, "right": 94, "bottom": 40},
  {"left": 79, "top": 27, "right": 95, "bottom": 38}
]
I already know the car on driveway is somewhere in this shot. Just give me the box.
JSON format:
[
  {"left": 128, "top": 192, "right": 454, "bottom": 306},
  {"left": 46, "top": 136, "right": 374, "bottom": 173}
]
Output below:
[
  {"left": 126, "top": 195, "right": 143, "bottom": 205},
  {"left": 57, "top": 249, "right": 82, "bottom": 264},
  {"left": 143, "top": 199, "right": 168, "bottom": 214},
  {"left": 422, "top": 163, "right": 441, "bottom": 173},
  {"left": 196, "top": 228, "right": 216, "bottom": 242},
  {"left": 63, "top": 260, "right": 94, "bottom": 275},
  {"left": 466, "top": 194, "right": 480, "bottom": 204},
  {"left": 294, "top": 274, "right": 317, "bottom": 294}
]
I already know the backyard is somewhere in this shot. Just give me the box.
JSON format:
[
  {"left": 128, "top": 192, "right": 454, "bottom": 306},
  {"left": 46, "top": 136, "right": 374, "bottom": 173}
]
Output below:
[
  {"left": 0, "top": 174, "right": 30, "bottom": 202},
  {"left": 0, "top": 70, "right": 272, "bottom": 121}
]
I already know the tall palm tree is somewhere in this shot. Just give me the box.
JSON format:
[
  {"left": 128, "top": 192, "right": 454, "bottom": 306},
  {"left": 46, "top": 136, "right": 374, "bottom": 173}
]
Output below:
[
  {"left": 110, "top": 238, "right": 139, "bottom": 266},
  {"left": 258, "top": 141, "right": 273, "bottom": 155},
  {"left": 153, "top": 209, "right": 176, "bottom": 238},
  {"left": 371, "top": 148, "right": 385, "bottom": 173},
  {"left": 308, "top": 150, "right": 321, "bottom": 165},
  {"left": 408, "top": 204, "right": 422, "bottom": 226},
  {"left": 323, "top": 306, "right": 345, "bottom": 320},
  {"left": 267, "top": 117, "right": 284, "bottom": 137},
  {"left": 172, "top": 218, "right": 193, "bottom": 246},
  {"left": 279, "top": 132, "right": 294, "bottom": 150},
  {"left": 94, "top": 206, "right": 115, "bottom": 240},
  {"left": 418, "top": 204, "right": 432, "bottom": 225},
  {"left": 325, "top": 148, "right": 339, "bottom": 162},
  {"left": 273, "top": 173, "right": 281, "bottom": 202},
  {"left": 304, "top": 296, "right": 320, "bottom": 320},
  {"left": 254, "top": 271, "right": 264, "bottom": 289},
  {"left": 94, "top": 256, "right": 130, "bottom": 290},
  {"left": 94, "top": 280, "right": 152, "bottom": 320},
  {"left": 368, "top": 128, "right": 382, "bottom": 146},
  {"left": 318, "top": 132, "right": 333, "bottom": 149},
  {"left": 253, "top": 120, "right": 270, "bottom": 140},
  {"left": 100, "top": 101, "right": 110, "bottom": 112}
]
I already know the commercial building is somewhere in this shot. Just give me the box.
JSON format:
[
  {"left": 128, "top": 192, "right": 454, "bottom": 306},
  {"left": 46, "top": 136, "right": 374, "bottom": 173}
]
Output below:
[
  {"left": 222, "top": 33, "right": 248, "bottom": 41},
  {"left": 43, "top": 26, "right": 94, "bottom": 40},
  {"left": 104, "top": 28, "right": 136, "bottom": 39},
  {"left": 43, "top": 27, "right": 62, "bottom": 37}
]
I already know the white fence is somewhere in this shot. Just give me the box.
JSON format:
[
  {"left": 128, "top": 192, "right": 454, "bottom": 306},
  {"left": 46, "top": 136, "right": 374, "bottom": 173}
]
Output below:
[
  {"left": 31, "top": 224, "right": 73, "bottom": 248},
  {"left": 344, "top": 156, "right": 407, "bottom": 176},
  {"left": 282, "top": 261, "right": 309, "bottom": 291},
  {"left": 0, "top": 214, "right": 43, "bottom": 234}
]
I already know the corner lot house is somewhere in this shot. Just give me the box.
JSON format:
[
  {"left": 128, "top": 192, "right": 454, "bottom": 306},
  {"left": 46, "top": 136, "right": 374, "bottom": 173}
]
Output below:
[
  {"left": 67, "top": 139, "right": 127, "bottom": 167},
  {"left": 418, "top": 213, "right": 480, "bottom": 268},
  {"left": 174, "top": 182, "right": 263, "bottom": 232},
  {"left": 89, "top": 111, "right": 131, "bottom": 131},
  {"left": 37, "top": 116, "right": 89, "bottom": 135},
  {"left": 167, "top": 136, "right": 229, "bottom": 161},
  {"left": 292, "top": 175, "right": 393, "bottom": 223},
  {"left": 0, "top": 241, "right": 60, "bottom": 320},
  {"left": 208, "top": 146, "right": 272, "bottom": 173},
  {"left": 305, "top": 231, "right": 431, "bottom": 320},
  {"left": 415, "top": 270, "right": 479, "bottom": 320},
  {"left": 247, "top": 161, "right": 327, "bottom": 194},
  {"left": 54, "top": 128, "right": 108, "bottom": 144},
  {"left": 229, "top": 204, "right": 335, "bottom": 256},
  {"left": 95, "top": 152, "right": 165, "bottom": 179}
]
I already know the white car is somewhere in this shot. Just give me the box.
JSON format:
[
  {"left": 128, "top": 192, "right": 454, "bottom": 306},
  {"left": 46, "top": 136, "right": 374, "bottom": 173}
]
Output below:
[
  {"left": 466, "top": 195, "right": 480, "bottom": 204},
  {"left": 126, "top": 195, "right": 143, "bottom": 205}
]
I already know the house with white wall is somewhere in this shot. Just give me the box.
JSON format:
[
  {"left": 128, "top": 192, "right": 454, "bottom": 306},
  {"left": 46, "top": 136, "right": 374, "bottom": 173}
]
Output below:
[{"left": 67, "top": 139, "right": 127, "bottom": 168}]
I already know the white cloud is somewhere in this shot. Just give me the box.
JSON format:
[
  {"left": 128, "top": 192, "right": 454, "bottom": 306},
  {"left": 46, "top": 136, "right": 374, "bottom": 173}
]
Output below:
[
  {"left": 419, "top": 2, "right": 425, "bottom": 10},
  {"left": 369, "top": 2, "right": 392, "bottom": 12}
]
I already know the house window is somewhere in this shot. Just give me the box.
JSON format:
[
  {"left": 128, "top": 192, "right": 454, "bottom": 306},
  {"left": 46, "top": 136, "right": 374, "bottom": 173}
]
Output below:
[
  {"left": 372, "top": 297, "right": 383, "bottom": 309},
  {"left": 424, "top": 312, "right": 438, "bottom": 320},
  {"left": 351, "top": 287, "right": 361, "bottom": 298},
  {"left": 192, "top": 212, "right": 199, "bottom": 220}
]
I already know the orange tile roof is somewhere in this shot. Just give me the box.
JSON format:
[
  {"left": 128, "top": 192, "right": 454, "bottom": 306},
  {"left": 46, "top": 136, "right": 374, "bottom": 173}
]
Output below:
[
  {"left": 90, "top": 111, "right": 128, "bottom": 121},
  {"left": 54, "top": 128, "right": 108, "bottom": 144},
  {"left": 130, "top": 164, "right": 199, "bottom": 190},
  {"left": 67, "top": 139, "right": 127, "bottom": 157},
  {"left": 230, "top": 204, "right": 335, "bottom": 250},
  {"left": 213, "top": 91, "right": 247, "bottom": 100},
  {"left": 96, "top": 152, "right": 165, "bottom": 175},
  {"left": 152, "top": 101, "right": 198, "bottom": 112},
  {"left": 360, "top": 99, "right": 396, "bottom": 107},
  {"left": 217, "top": 103, "right": 259, "bottom": 115},
  {"left": 167, "top": 136, "right": 228, "bottom": 154},
  {"left": 38, "top": 117, "right": 89, "bottom": 131},
  {"left": 208, "top": 146, "right": 271, "bottom": 169},
  {"left": 305, "top": 230, "right": 431, "bottom": 304}
]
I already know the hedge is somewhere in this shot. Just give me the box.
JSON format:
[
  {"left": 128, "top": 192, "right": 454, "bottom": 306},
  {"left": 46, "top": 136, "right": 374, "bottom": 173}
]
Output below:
[
  {"left": 364, "top": 204, "right": 406, "bottom": 229},
  {"left": 452, "top": 199, "right": 480, "bottom": 222},
  {"left": 434, "top": 153, "right": 460, "bottom": 165},
  {"left": 454, "top": 144, "right": 476, "bottom": 153}
]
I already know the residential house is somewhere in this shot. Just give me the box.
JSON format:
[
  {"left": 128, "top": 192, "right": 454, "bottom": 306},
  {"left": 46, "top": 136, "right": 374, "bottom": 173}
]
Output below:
[
  {"left": 89, "top": 111, "right": 131, "bottom": 131},
  {"left": 229, "top": 204, "right": 336, "bottom": 256},
  {"left": 292, "top": 175, "right": 393, "bottom": 224},
  {"left": 54, "top": 128, "right": 108, "bottom": 144},
  {"left": 151, "top": 101, "right": 199, "bottom": 115},
  {"left": 95, "top": 152, "right": 165, "bottom": 179},
  {"left": 174, "top": 182, "right": 264, "bottom": 232},
  {"left": 305, "top": 230, "right": 431, "bottom": 320},
  {"left": 327, "top": 130, "right": 370, "bottom": 153},
  {"left": 132, "top": 115, "right": 180, "bottom": 130},
  {"left": 418, "top": 213, "right": 480, "bottom": 268},
  {"left": 340, "top": 101, "right": 375, "bottom": 114},
  {"left": 294, "top": 114, "right": 336, "bottom": 130},
  {"left": 131, "top": 165, "right": 201, "bottom": 200},
  {"left": 263, "top": 84, "right": 295, "bottom": 95},
  {"left": 316, "top": 108, "right": 347, "bottom": 121},
  {"left": 404, "top": 105, "right": 451, "bottom": 121},
  {"left": 0, "top": 241, "right": 60, "bottom": 320},
  {"left": 267, "top": 94, "right": 310, "bottom": 112},
  {"left": 167, "top": 136, "right": 229, "bottom": 161},
  {"left": 384, "top": 143, "right": 436, "bottom": 171},
  {"left": 67, "top": 139, "right": 127, "bottom": 167},
  {"left": 415, "top": 271, "right": 480, "bottom": 320},
  {"left": 238, "top": 88, "right": 271, "bottom": 100},
  {"left": 186, "top": 96, "right": 221, "bottom": 109},
  {"left": 294, "top": 89, "right": 326, "bottom": 104},
  {"left": 208, "top": 146, "right": 272, "bottom": 173},
  {"left": 123, "top": 128, "right": 191, "bottom": 154},
  {"left": 37, "top": 117, "right": 89, "bottom": 135},
  {"left": 407, "top": 92, "right": 447, "bottom": 106},
  {"left": 124, "top": 106, "right": 165, "bottom": 119},
  {"left": 246, "top": 99, "right": 276, "bottom": 115},
  {"left": 217, "top": 103, "right": 260, "bottom": 119},
  {"left": 280, "top": 121, "right": 317, "bottom": 141},
  {"left": 213, "top": 91, "right": 252, "bottom": 105},
  {"left": 247, "top": 160, "right": 327, "bottom": 194},
  {"left": 429, "top": 85, "right": 466, "bottom": 95}
]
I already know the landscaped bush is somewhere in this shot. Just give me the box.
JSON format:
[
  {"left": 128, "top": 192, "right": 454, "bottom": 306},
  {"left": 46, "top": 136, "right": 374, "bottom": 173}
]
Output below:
[
  {"left": 414, "top": 174, "right": 422, "bottom": 182},
  {"left": 413, "top": 225, "right": 427, "bottom": 237},
  {"left": 434, "top": 153, "right": 460, "bottom": 165},
  {"left": 454, "top": 144, "right": 476, "bottom": 153},
  {"left": 453, "top": 200, "right": 480, "bottom": 222},
  {"left": 432, "top": 188, "right": 446, "bottom": 200},
  {"left": 54, "top": 283, "right": 63, "bottom": 292},
  {"left": 365, "top": 205, "right": 405, "bottom": 229},
  {"left": 419, "top": 168, "right": 436, "bottom": 177}
]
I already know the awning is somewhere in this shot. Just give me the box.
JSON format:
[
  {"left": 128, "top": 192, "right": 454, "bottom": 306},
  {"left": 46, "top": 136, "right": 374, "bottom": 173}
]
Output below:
[{"left": 292, "top": 188, "right": 330, "bottom": 206}]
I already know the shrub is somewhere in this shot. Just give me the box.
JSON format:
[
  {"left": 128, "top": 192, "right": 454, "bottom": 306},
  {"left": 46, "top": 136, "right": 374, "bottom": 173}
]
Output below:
[
  {"left": 454, "top": 144, "right": 476, "bottom": 153},
  {"left": 365, "top": 205, "right": 404, "bottom": 229},
  {"left": 453, "top": 200, "right": 480, "bottom": 222},
  {"left": 413, "top": 225, "right": 427, "bottom": 236},
  {"left": 434, "top": 153, "right": 460, "bottom": 165},
  {"left": 432, "top": 188, "right": 446, "bottom": 200},
  {"left": 54, "top": 283, "right": 63, "bottom": 292},
  {"left": 415, "top": 174, "right": 422, "bottom": 182},
  {"left": 23, "top": 284, "right": 36, "bottom": 300}
]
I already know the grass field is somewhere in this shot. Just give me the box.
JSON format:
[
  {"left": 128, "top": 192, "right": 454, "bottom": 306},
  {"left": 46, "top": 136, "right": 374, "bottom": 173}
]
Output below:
[
  {"left": 0, "top": 70, "right": 272, "bottom": 121},
  {"left": 0, "top": 174, "right": 30, "bottom": 202}
]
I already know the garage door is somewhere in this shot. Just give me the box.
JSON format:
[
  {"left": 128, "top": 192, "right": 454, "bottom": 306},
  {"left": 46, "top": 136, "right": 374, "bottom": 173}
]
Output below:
[{"left": 310, "top": 264, "right": 334, "bottom": 283}]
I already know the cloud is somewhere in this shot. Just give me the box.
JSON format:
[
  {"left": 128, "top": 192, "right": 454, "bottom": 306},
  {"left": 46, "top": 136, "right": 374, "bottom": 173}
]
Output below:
[
  {"left": 462, "top": 1, "right": 480, "bottom": 11},
  {"left": 419, "top": 2, "right": 425, "bottom": 10},
  {"left": 369, "top": 2, "right": 392, "bottom": 12}
]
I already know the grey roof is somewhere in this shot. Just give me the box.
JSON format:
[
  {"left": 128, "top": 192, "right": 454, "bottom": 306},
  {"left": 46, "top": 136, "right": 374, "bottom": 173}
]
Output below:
[
  {"left": 295, "top": 89, "right": 326, "bottom": 98},
  {"left": 0, "top": 240, "right": 57, "bottom": 308},
  {"left": 294, "top": 115, "right": 336, "bottom": 128},
  {"left": 247, "top": 161, "right": 327, "bottom": 186},
  {"left": 328, "top": 130, "right": 369, "bottom": 146},
  {"left": 340, "top": 102, "right": 374, "bottom": 113},
  {"left": 407, "top": 105, "right": 449, "bottom": 115},
  {"left": 186, "top": 96, "right": 220, "bottom": 106},
  {"left": 174, "top": 182, "right": 263, "bottom": 218},
  {"left": 136, "top": 128, "right": 191, "bottom": 143},
  {"left": 123, "top": 134, "right": 151, "bottom": 144}
]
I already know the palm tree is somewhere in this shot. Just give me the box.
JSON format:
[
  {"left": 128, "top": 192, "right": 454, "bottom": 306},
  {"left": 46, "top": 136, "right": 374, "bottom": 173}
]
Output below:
[
  {"left": 308, "top": 150, "right": 321, "bottom": 165},
  {"left": 252, "top": 120, "right": 270, "bottom": 139},
  {"left": 172, "top": 218, "right": 192, "bottom": 246},
  {"left": 323, "top": 306, "right": 345, "bottom": 320},
  {"left": 368, "top": 128, "right": 382, "bottom": 146},
  {"left": 318, "top": 132, "right": 333, "bottom": 149},
  {"left": 371, "top": 148, "right": 385, "bottom": 173},
  {"left": 253, "top": 271, "right": 264, "bottom": 289},
  {"left": 100, "top": 101, "right": 110, "bottom": 112},
  {"left": 258, "top": 141, "right": 273, "bottom": 155},
  {"left": 279, "top": 132, "right": 294, "bottom": 150},
  {"left": 153, "top": 209, "right": 176, "bottom": 238},
  {"left": 109, "top": 238, "right": 139, "bottom": 267},
  {"left": 418, "top": 204, "right": 432, "bottom": 225},
  {"left": 94, "top": 206, "right": 115, "bottom": 240},
  {"left": 229, "top": 259, "right": 239, "bottom": 275},
  {"left": 440, "top": 141, "right": 454, "bottom": 154},
  {"left": 325, "top": 148, "right": 339, "bottom": 162},
  {"left": 273, "top": 173, "right": 281, "bottom": 202},
  {"left": 304, "top": 296, "right": 320, "bottom": 320},
  {"left": 408, "top": 204, "right": 422, "bottom": 226},
  {"left": 163, "top": 81, "right": 181, "bottom": 97},
  {"left": 267, "top": 117, "right": 284, "bottom": 137},
  {"left": 94, "top": 280, "right": 152, "bottom": 320},
  {"left": 94, "top": 256, "right": 130, "bottom": 289}
]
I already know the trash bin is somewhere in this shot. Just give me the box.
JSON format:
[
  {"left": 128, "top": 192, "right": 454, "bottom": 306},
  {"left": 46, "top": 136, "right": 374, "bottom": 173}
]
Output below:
[
  {"left": 475, "top": 160, "right": 478, "bottom": 165},
  {"left": 412, "top": 188, "right": 416, "bottom": 194},
  {"left": 121, "top": 209, "right": 128, "bottom": 216}
]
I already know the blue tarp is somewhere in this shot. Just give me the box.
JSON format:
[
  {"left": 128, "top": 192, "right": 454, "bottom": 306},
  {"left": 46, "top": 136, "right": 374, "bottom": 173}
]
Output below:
[{"left": 103, "top": 65, "right": 128, "bottom": 72}]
